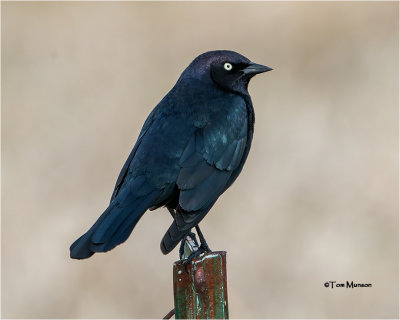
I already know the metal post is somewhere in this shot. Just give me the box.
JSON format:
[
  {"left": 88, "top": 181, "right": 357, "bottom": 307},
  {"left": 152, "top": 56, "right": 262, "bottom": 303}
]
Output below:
[{"left": 173, "top": 251, "right": 229, "bottom": 319}]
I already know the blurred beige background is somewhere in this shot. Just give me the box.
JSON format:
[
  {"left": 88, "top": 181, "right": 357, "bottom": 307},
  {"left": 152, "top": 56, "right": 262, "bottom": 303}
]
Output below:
[{"left": 2, "top": 1, "right": 398, "bottom": 318}]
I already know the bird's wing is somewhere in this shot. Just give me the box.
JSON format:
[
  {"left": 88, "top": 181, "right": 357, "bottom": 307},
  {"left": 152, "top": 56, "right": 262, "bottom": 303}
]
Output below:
[
  {"left": 177, "top": 112, "right": 248, "bottom": 213},
  {"left": 160, "top": 110, "right": 248, "bottom": 254}
]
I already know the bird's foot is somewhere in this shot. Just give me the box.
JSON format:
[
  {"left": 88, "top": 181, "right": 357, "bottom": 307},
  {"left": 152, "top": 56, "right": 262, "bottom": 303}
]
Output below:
[
  {"left": 183, "top": 246, "right": 208, "bottom": 273},
  {"left": 198, "top": 240, "right": 211, "bottom": 253},
  {"left": 179, "top": 226, "right": 212, "bottom": 272}
]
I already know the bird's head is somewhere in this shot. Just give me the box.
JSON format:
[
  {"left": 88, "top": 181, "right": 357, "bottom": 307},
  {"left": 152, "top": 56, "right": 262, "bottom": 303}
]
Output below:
[{"left": 180, "top": 50, "right": 272, "bottom": 96}]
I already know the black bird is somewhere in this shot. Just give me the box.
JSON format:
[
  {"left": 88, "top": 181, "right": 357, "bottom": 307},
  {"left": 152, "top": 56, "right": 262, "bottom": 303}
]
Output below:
[{"left": 70, "top": 50, "right": 272, "bottom": 259}]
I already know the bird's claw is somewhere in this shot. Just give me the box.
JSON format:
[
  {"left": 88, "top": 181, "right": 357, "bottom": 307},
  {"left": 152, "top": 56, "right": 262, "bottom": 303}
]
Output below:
[
  {"left": 199, "top": 242, "right": 211, "bottom": 253},
  {"left": 183, "top": 246, "right": 208, "bottom": 273},
  {"left": 179, "top": 226, "right": 212, "bottom": 272}
]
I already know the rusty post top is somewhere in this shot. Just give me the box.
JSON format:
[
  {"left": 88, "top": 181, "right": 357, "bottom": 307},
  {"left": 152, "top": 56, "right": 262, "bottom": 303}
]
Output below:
[{"left": 173, "top": 251, "right": 228, "bottom": 319}]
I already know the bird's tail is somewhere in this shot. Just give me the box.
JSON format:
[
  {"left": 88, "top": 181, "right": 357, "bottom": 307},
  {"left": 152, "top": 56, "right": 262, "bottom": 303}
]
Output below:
[
  {"left": 160, "top": 219, "right": 185, "bottom": 254},
  {"left": 70, "top": 188, "right": 159, "bottom": 259}
]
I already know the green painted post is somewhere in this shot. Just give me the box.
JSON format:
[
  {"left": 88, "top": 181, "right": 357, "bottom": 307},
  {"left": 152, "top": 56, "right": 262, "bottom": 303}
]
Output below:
[{"left": 173, "top": 251, "right": 229, "bottom": 319}]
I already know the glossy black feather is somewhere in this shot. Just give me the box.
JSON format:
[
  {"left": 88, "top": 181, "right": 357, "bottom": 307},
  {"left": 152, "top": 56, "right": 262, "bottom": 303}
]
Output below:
[{"left": 70, "top": 50, "right": 270, "bottom": 259}]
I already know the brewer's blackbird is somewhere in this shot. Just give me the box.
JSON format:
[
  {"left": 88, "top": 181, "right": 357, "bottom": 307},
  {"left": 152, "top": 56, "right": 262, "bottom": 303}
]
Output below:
[{"left": 70, "top": 50, "right": 272, "bottom": 259}]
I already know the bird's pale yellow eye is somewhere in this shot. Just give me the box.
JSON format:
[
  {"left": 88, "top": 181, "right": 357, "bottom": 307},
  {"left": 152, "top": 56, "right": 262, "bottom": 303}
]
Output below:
[{"left": 224, "top": 63, "right": 233, "bottom": 71}]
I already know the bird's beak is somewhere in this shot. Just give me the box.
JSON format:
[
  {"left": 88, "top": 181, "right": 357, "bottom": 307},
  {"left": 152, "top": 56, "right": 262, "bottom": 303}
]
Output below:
[{"left": 242, "top": 62, "right": 273, "bottom": 76}]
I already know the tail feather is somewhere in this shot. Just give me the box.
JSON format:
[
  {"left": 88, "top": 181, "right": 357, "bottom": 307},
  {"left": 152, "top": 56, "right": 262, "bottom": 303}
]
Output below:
[
  {"left": 69, "top": 231, "right": 96, "bottom": 259},
  {"left": 160, "top": 219, "right": 184, "bottom": 254},
  {"left": 91, "top": 193, "right": 158, "bottom": 253},
  {"left": 70, "top": 189, "right": 159, "bottom": 259}
]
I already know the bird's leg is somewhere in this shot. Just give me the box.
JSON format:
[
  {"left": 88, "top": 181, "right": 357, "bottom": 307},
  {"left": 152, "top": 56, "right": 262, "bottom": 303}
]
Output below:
[
  {"left": 184, "top": 249, "right": 204, "bottom": 271},
  {"left": 179, "top": 239, "right": 185, "bottom": 259},
  {"left": 183, "top": 226, "right": 212, "bottom": 272},
  {"left": 195, "top": 225, "right": 212, "bottom": 253},
  {"left": 167, "top": 208, "right": 176, "bottom": 218}
]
